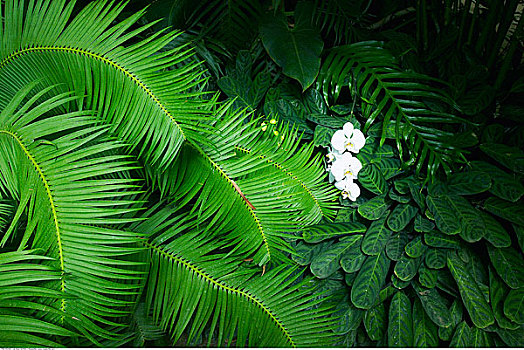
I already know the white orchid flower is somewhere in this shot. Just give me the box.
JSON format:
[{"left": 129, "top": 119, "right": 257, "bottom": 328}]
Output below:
[
  {"left": 330, "top": 152, "right": 363, "bottom": 182},
  {"left": 325, "top": 147, "right": 343, "bottom": 163},
  {"left": 341, "top": 181, "right": 361, "bottom": 201},
  {"left": 331, "top": 122, "right": 366, "bottom": 153}
]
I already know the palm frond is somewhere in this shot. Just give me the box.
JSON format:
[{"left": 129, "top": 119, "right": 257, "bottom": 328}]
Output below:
[
  {"left": 0, "top": 199, "right": 13, "bottom": 234},
  {"left": 0, "top": 0, "right": 214, "bottom": 171},
  {"left": 0, "top": 82, "right": 147, "bottom": 344},
  {"left": 319, "top": 41, "right": 471, "bottom": 180},
  {"left": 131, "top": 205, "right": 339, "bottom": 347}
]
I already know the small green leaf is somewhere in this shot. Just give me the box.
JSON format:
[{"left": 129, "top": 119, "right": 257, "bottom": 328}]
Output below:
[
  {"left": 413, "top": 282, "right": 452, "bottom": 327},
  {"left": 351, "top": 250, "right": 390, "bottom": 309},
  {"left": 313, "top": 125, "right": 334, "bottom": 147},
  {"left": 302, "top": 222, "right": 367, "bottom": 243},
  {"left": 394, "top": 253, "right": 423, "bottom": 282},
  {"left": 310, "top": 235, "right": 363, "bottom": 278},
  {"left": 359, "top": 163, "right": 388, "bottom": 195},
  {"left": 386, "top": 231, "right": 409, "bottom": 261},
  {"left": 364, "top": 304, "right": 387, "bottom": 341},
  {"left": 340, "top": 236, "right": 367, "bottom": 273},
  {"left": 414, "top": 214, "right": 435, "bottom": 232},
  {"left": 516, "top": 224, "right": 524, "bottom": 253},
  {"left": 408, "top": 182, "right": 426, "bottom": 210},
  {"left": 361, "top": 215, "right": 392, "bottom": 255},
  {"left": 447, "top": 171, "right": 491, "bottom": 195},
  {"left": 470, "top": 327, "right": 493, "bottom": 347},
  {"left": 405, "top": 235, "right": 426, "bottom": 258},
  {"left": 388, "top": 291, "right": 413, "bottom": 347},
  {"left": 447, "top": 252, "right": 495, "bottom": 328},
  {"left": 472, "top": 160, "right": 524, "bottom": 202},
  {"left": 388, "top": 189, "right": 411, "bottom": 203},
  {"left": 482, "top": 212, "right": 511, "bottom": 248},
  {"left": 438, "top": 300, "right": 463, "bottom": 341},
  {"left": 489, "top": 267, "right": 520, "bottom": 330},
  {"left": 484, "top": 197, "right": 524, "bottom": 226},
  {"left": 424, "top": 231, "right": 461, "bottom": 249},
  {"left": 413, "top": 299, "right": 439, "bottom": 347},
  {"left": 495, "top": 326, "right": 524, "bottom": 347},
  {"left": 358, "top": 195, "right": 388, "bottom": 220},
  {"left": 331, "top": 300, "right": 364, "bottom": 334},
  {"left": 345, "top": 272, "right": 358, "bottom": 286},
  {"left": 504, "top": 288, "right": 524, "bottom": 324},
  {"left": 394, "top": 176, "right": 417, "bottom": 194},
  {"left": 387, "top": 204, "right": 418, "bottom": 232},
  {"left": 447, "top": 195, "right": 486, "bottom": 242},
  {"left": 375, "top": 157, "right": 403, "bottom": 180},
  {"left": 425, "top": 248, "right": 447, "bottom": 269},
  {"left": 426, "top": 195, "right": 461, "bottom": 235},
  {"left": 392, "top": 274, "right": 410, "bottom": 289},
  {"left": 260, "top": 4, "right": 323, "bottom": 90},
  {"left": 480, "top": 143, "right": 524, "bottom": 175},
  {"left": 418, "top": 264, "right": 438, "bottom": 288},
  {"left": 292, "top": 241, "right": 330, "bottom": 265},
  {"left": 488, "top": 246, "right": 524, "bottom": 289},
  {"left": 450, "top": 321, "right": 471, "bottom": 347}
]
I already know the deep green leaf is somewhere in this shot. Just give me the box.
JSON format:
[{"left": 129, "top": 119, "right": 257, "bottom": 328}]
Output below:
[
  {"left": 418, "top": 264, "right": 438, "bottom": 288},
  {"left": 311, "top": 235, "right": 363, "bottom": 279},
  {"left": 412, "top": 298, "right": 439, "bottom": 347},
  {"left": 447, "top": 195, "right": 486, "bottom": 242},
  {"left": 426, "top": 195, "right": 461, "bottom": 235},
  {"left": 302, "top": 222, "right": 367, "bottom": 243},
  {"left": 351, "top": 250, "right": 390, "bottom": 309},
  {"left": 447, "top": 171, "right": 491, "bottom": 195},
  {"left": 424, "top": 231, "right": 461, "bottom": 249},
  {"left": 413, "top": 282, "right": 452, "bottom": 327},
  {"left": 364, "top": 304, "right": 387, "bottom": 341},
  {"left": 331, "top": 300, "right": 364, "bottom": 334},
  {"left": 313, "top": 125, "right": 334, "bottom": 147},
  {"left": 438, "top": 300, "right": 463, "bottom": 341},
  {"left": 361, "top": 215, "right": 391, "bottom": 255},
  {"left": 414, "top": 214, "right": 435, "bottom": 232},
  {"left": 394, "top": 253, "right": 423, "bottom": 282},
  {"left": 489, "top": 267, "right": 520, "bottom": 330},
  {"left": 387, "top": 204, "right": 418, "bottom": 232},
  {"left": 425, "top": 248, "right": 447, "bottom": 269},
  {"left": 504, "top": 288, "right": 524, "bottom": 324},
  {"left": 482, "top": 212, "right": 511, "bottom": 248},
  {"left": 488, "top": 246, "right": 524, "bottom": 289},
  {"left": 359, "top": 163, "right": 388, "bottom": 195},
  {"left": 388, "top": 291, "right": 413, "bottom": 347},
  {"left": 450, "top": 321, "right": 471, "bottom": 347},
  {"left": 484, "top": 197, "right": 524, "bottom": 226},
  {"left": 480, "top": 143, "right": 524, "bottom": 175},
  {"left": 358, "top": 194, "right": 388, "bottom": 220},
  {"left": 405, "top": 235, "right": 427, "bottom": 258},
  {"left": 386, "top": 231, "right": 409, "bottom": 261}
]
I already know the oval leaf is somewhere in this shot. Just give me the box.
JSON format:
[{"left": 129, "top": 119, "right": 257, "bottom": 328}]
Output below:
[
  {"left": 388, "top": 291, "right": 413, "bottom": 347},
  {"left": 359, "top": 163, "right": 388, "bottom": 195},
  {"left": 413, "top": 299, "right": 439, "bottom": 347},
  {"left": 358, "top": 194, "right": 388, "bottom": 220},
  {"left": 364, "top": 304, "right": 387, "bottom": 341},
  {"left": 387, "top": 203, "right": 418, "bottom": 232},
  {"left": 351, "top": 250, "right": 390, "bottom": 309},
  {"left": 488, "top": 246, "right": 524, "bottom": 289},
  {"left": 361, "top": 214, "right": 392, "bottom": 256},
  {"left": 426, "top": 195, "right": 461, "bottom": 235},
  {"left": 504, "top": 288, "right": 524, "bottom": 324}
]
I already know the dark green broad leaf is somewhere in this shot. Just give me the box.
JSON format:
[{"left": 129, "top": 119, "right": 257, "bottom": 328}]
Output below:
[
  {"left": 472, "top": 160, "right": 524, "bottom": 202},
  {"left": 489, "top": 267, "right": 520, "bottom": 330},
  {"left": 394, "top": 253, "right": 423, "bottom": 282},
  {"left": 425, "top": 248, "right": 447, "bottom": 269},
  {"left": 450, "top": 321, "right": 471, "bottom": 347},
  {"left": 388, "top": 291, "right": 413, "bottom": 347},
  {"left": 361, "top": 215, "right": 392, "bottom": 255},
  {"left": 340, "top": 236, "right": 367, "bottom": 273},
  {"left": 386, "top": 231, "right": 409, "bottom": 261},
  {"left": 345, "top": 272, "right": 357, "bottom": 286},
  {"left": 447, "top": 195, "right": 486, "bottom": 242},
  {"left": 373, "top": 286, "right": 397, "bottom": 309},
  {"left": 484, "top": 197, "right": 524, "bottom": 226},
  {"left": 351, "top": 250, "right": 390, "bottom": 309},
  {"left": 292, "top": 240, "right": 332, "bottom": 265},
  {"left": 424, "top": 231, "right": 461, "bottom": 249},
  {"left": 447, "top": 252, "right": 495, "bottom": 328},
  {"left": 408, "top": 182, "right": 426, "bottom": 210},
  {"left": 357, "top": 141, "right": 395, "bottom": 165},
  {"left": 388, "top": 188, "right": 411, "bottom": 203},
  {"left": 387, "top": 204, "right": 418, "bottom": 232},
  {"left": 217, "top": 72, "right": 270, "bottom": 111},
  {"left": 413, "top": 299, "right": 439, "bottom": 347},
  {"left": 359, "top": 163, "right": 388, "bottom": 195},
  {"left": 260, "top": 3, "right": 323, "bottom": 90},
  {"left": 414, "top": 214, "right": 435, "bottom": 232},
  {"left": 469, "top": 327, "right": 493, "bottom": 347},
  {"left": 413, "top": 282, "right": 452, "bottom": 327},
  {"left": 375, "top": 157, "right": 403, "bottom": 180},
  {"left": 303, "top": 88, "right": 327, "bottom": 115},
  {"left": 313, "top": 125, "right": 334, "bottom": 147},
  {"left": 436, "top": 268, "right": 459, "bottom": 298},
  {"left": 306, "top": 113, "right": 346, "bottom": 129},
  {"left": 405, "top": 235, "right": 426, "bottom": 258},
  {"left": 480, "top": 143, "right": 524, "bottom": 175},
  {"left": 439, "top": 300, "right": 463, "bottom": 341},
  {"left": 393, "top": 176, "right": 417, "bottom": 194},
  {"left": 496, "top": 326, "right": 524, "bottom": 347},
  {"left": 488, "top": 246, "right": 524, "bottom": 289},
  {"left": 447, "top": 171, "right": 491, "bottom": 195},
  {"left": 364, "top": 304, "right": 387, "bottom": 341},
  {"left": 392, "top": 274, "right": 410, "bottom": 289},
  {"left": 462, "top": 248, "right": 490, "bottom": 302},
  {"left": 426, "top": 195, "right": 461, "bottom": 235},
  {"left": 482, "top": 212, "right": 511, "bottom": 248},
  {"left": 302, "top": 222, "right": 367, "bottom": 243},
  {"left": 335, "top": 207, "right": 357, "bottom": 223},
  {"left": 331, "top": 300, "right": 364, "bottom": 334},
  {"left": 504, "top": 288, "right": 524, "bottom": 324},
  {"left": 418, "top": 265, "right": 438, "bottom": 288},
  {"left": 358, "top": 195, "right": 388, "bottom": 220},
  {"left": 310, "top": 235, "right": 363, "bottom": 278},
  {"left": 516, "top": 224, "right": 524, "bottom": 253}
]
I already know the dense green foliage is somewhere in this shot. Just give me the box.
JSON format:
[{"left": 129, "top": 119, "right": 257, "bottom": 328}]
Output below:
[{"left": 0, "top": 0, "right": 523, "bottom": 347}]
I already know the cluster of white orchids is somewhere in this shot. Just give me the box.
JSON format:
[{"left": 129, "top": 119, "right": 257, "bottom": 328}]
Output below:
[{"left": 326, "top": 122, "right": 366, "bottom": 201}]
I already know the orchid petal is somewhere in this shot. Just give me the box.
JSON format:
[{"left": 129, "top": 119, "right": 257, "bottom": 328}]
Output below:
[
  {"left": 349, "top": 129, "right": 366, "bottom": 153},
  {"left": 342, "top": 122, "right": 354, "bottom": 137},
  {"left": 347, "top": 182, "right": 361, "bottom": 201},
  {"left": 331, "top": 130, "right": 347, "bottom": 152},
  {"left": 330, "top": 159, "right": 347, "bottom": 181},
  {"left": 348, "top": 157, "right": 363, "bottom": 175}
]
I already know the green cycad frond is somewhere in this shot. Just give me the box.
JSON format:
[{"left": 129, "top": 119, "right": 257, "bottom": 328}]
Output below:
[
  {"left": 153, "top": 105, "right": 338, "bottom": 265},
  {"left": 0, "top": 83, "right": 147, "bottom": 344},
  {"left": 0, "top": 0, "right": 214, "bottom": 170},
  {"left": 320, "top": 41, "right": 471, "bottom": 180},
  {"left": 0, "top": 200, "right": 13, "bottom": 233},
  {"left": 131, "top": 205, "right": 338, "bottom": 347}
]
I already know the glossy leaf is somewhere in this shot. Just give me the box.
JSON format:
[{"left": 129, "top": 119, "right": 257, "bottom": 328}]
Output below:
[
  {"left": 412, "top": 299, "right": 439, "bottom": 347},
  {"left": 387, "top": 204, "right": 418, "bottom": 232},
  {"left": 340, "top": 235, "right": 367, "bottom": 274},
  {"left": 361, "top": 215, "right": 392, "bottom": 255},
  {"left": 484, "top": 197, "right": 524, "bottom": 226},
  {"left": 450, "top": 321, "right": 471, "bottom": 347},
  {"left": 424, "top": 231, "right": 461, "bottom": 249},
  {"left": 392, "top": 274, "right": 410, "bottom": 289},
  {"left": 504, "top": 288, "right": 524, "bottom": 324},
  {"left": 364, "top": 304, "right": 387, "bottom": 341},
  {"left": 375, "top": 157, "right": 404, "bottom": 180},
  {"left": 311, "top": 235, "right": 362, "bottom": 278},
  {"left": 414, "top": 214, "right": 435, "bottom": 232},
  {"left": 438, "top": 300, "right": 463, "bottom": 341},
  {"left": 331, "top": 300, "right": 364, "bottom": 334},
  {"left": 489, "top": 267, "right": 520, "bottom": 330},
  {"left": 413, "top": 282, "right": 452, "bottom": 327},
  {"left": 359, "top": 163, "right": 388, "bottom": 195},
  {"left": 447, "top": 252, "right": 495, "bottom": 328},
  {"left": 482, "top": 212, "right": 511, "bottom": 248},
  {"left": 418, "top": 264, "right": 438, "bottom": 288},
  {"left": 472, "top": 160, "right": 524, "bottom": 202},
  {"left": 488, "top": 246, "right": 524, "bottom": 289},
  {"left": 425, "top": 248, "right": 447, "bottom": 269},
  {"left": 447, "top": 171, "right": 491, "bottom": 195},
  {"left": 388, "top": 291, "right": 413, "bottom": 347},
  {"left": 447, "top": 195, "right": 486, "bottom": 242},
  {"left": 480, "top": 143, "right": 524, "bottom": 175},
  {"left": 358, "top": 195, "right": 388, "bottom": 220},
  {"left": 426, "top": 195, "right": 461, "bottom": 235},
  {"left": 394, "top": 253, "right": 423, "bottom": 282},
  {"left": 302, "top": 222, "right": 367, "bottom": 243},
  {"left": 351, "top": 250, "right": 390, "bottom": 309},
  {"left": 405, "top": 235, "right": 427, "bottom": 258},
  {"left": 386, "top": 231, "right": 409, "bottom": 261}
]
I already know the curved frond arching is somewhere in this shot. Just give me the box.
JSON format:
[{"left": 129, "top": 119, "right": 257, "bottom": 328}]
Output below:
[
  {"left": 320, "top": 41, "right": 471, "bottom": 180},
  {"left": 0, "top": 83, "right": 147, "bottom": 344},
  {"left": 0, "top": 0, "right": 214, "bottom": 170},
  {"left": 131, "top": 205, "right": 339, "bottom": 347}
]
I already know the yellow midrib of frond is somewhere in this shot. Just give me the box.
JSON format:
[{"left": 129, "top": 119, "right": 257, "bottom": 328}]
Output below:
[
  {"left": 144, "top": 240, "right": 295, "bottom": 347},
  {"left": 0, "top": 46, "right": 186, "bottom": 140},
  {"left": 0, "top": 129, "right": 66, "bottom": 313}
]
